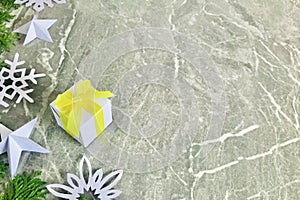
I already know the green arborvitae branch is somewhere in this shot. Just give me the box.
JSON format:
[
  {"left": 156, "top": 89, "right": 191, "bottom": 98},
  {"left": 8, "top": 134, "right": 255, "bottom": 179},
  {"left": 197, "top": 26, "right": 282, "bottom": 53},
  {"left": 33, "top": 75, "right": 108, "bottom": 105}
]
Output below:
[
  {"left": 0, "top": 0, "right": 19, "bottom": 55},
  {"left": 0, "top": 162, "right": 8, "bottom": 180},
  {"left": 0, "top": 162, "right": 48, "bottom": 200}
]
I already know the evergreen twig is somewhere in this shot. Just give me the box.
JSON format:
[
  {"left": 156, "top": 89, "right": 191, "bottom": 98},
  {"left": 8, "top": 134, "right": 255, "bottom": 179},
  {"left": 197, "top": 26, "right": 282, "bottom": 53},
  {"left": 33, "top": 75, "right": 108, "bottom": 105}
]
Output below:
[
  {"left": 0, "top": 162, "right": 48, "bottom": 200},
  {"left": 0, "top": 0, "right": 19, "bottom": 57}
]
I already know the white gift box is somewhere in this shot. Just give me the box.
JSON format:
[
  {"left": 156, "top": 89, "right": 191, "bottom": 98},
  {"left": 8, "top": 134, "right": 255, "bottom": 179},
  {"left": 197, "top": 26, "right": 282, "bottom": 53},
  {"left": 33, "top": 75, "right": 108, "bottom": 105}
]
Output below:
[{"left": 50, "top": 82, "right": 113, "bottom": 147}]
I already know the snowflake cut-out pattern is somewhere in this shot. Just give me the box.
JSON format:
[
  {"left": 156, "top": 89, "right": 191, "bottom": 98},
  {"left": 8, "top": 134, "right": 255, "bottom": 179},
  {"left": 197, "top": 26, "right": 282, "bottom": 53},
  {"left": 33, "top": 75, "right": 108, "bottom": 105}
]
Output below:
[
  {"left": 0, "top": 53, "right": 45, "bottom": 108},
  {"left": 14, "top": 0, "right": 66, "bottom": 12},
  {"left": 47, "top": 156, "right": 123, "bottom": 200}
]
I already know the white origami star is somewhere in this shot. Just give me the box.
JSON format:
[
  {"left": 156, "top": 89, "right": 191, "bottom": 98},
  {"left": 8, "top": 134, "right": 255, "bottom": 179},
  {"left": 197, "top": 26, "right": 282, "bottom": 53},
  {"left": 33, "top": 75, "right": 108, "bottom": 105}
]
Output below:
[
  {"left": 14, "top": 16, "right": 57, "bottom": 45},
  {"left": 0, "top": 118, "right": 49, "bottom": 177}
]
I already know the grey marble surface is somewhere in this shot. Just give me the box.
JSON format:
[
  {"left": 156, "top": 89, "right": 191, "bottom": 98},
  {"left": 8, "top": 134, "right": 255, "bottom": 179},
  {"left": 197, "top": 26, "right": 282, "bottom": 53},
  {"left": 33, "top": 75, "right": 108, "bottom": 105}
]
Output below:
[{"left": 1, "top": 0, "right": 300, "bottom": 199}]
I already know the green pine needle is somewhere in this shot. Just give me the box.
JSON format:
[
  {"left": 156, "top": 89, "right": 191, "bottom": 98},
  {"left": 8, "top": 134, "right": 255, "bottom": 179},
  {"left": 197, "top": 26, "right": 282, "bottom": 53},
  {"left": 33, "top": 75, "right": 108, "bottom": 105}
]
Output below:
[
  {"left": 0, "top": 162, "right": 8, "bottom": 180},
  {"left": 79, "top": 197, "right": 89, "bottom": 200},
  {"left": 0, "top": 0, "right": 19, "bottom": 56},
  {"left": 0, "top": 0, "right": 19, "bottom": 10},
  {"left": 0, "top": 162, "right": 48, "bottom": 200}
]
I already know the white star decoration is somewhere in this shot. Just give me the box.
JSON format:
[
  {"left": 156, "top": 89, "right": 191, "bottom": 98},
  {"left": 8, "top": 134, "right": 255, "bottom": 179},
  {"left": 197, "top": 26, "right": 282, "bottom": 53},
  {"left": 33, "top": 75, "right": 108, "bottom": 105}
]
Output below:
[
  {"left": 14, "top": 16, "right": 57, "bottom": 45},
  {"left": 0, "top": 118, "right": 49, "bottom": 177},
  {"left": 47, "top": 156, "right": 123, "bottom": 200}
]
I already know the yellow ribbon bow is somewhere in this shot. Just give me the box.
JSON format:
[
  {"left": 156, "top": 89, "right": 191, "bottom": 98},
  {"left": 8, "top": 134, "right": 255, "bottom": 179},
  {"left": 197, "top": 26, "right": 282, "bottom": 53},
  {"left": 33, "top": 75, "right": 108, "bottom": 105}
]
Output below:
[{"left": 55, "top": 80, "right": 114, "bottom": 138}]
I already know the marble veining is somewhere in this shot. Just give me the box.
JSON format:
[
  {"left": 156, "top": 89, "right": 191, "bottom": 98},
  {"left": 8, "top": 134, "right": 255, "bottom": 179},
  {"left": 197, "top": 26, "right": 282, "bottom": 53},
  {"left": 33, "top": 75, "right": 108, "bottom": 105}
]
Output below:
[{"left": 0, "top": 0, "right": 299, "bottom": 199}]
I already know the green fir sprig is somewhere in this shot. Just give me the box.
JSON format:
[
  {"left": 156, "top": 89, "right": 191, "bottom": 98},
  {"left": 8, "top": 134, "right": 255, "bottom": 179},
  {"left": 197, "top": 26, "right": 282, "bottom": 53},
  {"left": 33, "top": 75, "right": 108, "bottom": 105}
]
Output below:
[
  {"left": 0, "top": 162, "right": 48, "bottom": 200},
  {"left": 0, "top": 0, "right": 19, "bottom": 55}
]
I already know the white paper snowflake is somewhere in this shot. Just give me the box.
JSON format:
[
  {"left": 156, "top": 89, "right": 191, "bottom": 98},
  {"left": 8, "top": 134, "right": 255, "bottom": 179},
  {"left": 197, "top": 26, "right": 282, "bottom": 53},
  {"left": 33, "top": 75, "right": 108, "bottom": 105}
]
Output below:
[
  {"left": 47, "top": 156, "right": 123, "bottom": 200},
  {"left": 14, "top": 0, "right": 66, "bottom": 12},
  {"left": 0, "top": 53, "right": 45, "bottom": 108}
]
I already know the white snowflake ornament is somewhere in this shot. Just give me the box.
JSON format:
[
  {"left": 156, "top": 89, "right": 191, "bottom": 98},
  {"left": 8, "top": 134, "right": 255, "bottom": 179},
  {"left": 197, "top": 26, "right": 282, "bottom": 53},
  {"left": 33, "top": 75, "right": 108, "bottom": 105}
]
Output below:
[
  {"left": 47, "top": 156, "right": 123, "bottom": 200},
  {"left": 14, "top": 0, "right": 66, "bottom": 12},
  {"left": 0, "top": 53, "right": 45, "bottom": 108}
]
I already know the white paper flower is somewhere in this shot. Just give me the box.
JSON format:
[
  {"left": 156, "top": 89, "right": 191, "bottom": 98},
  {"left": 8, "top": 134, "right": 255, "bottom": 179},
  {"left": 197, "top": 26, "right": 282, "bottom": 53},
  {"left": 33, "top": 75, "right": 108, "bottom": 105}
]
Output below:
[{"left": 47, "top": 156, "right": 123, "bottom": 200}]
